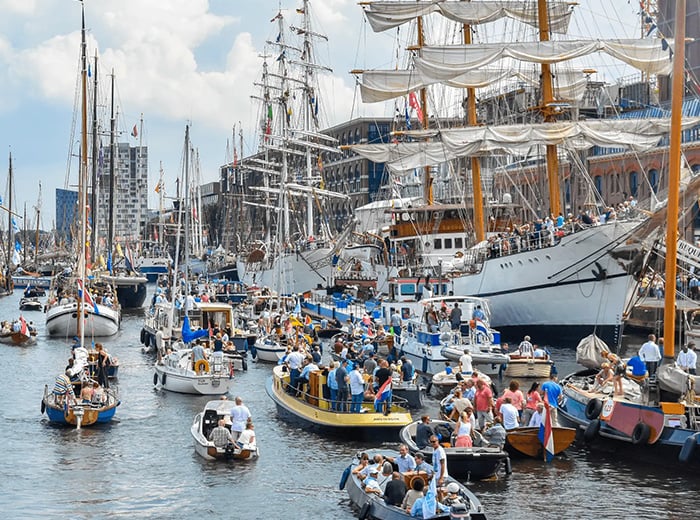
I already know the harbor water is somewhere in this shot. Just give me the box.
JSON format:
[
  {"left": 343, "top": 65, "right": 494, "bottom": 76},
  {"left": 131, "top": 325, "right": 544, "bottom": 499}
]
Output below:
[{"left": 0, "top": 289, "right": 698, "bottom": 519}]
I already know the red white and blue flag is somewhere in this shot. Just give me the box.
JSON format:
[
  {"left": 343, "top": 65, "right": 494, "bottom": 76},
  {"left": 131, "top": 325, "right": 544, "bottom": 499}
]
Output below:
[
  {"left": 374, "top": 378, "right": 392, "bottom": 406},
  {"left": 77, "top": 279, "right": 100, "bottom": 315},
  {"left": 538, "top": 393, "right": 555, "bottom": 462}
]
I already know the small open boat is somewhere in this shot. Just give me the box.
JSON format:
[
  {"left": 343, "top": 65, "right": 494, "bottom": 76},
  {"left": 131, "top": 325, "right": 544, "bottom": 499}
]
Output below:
[
  {"left": 0, "top": 318, "right": 37, "bottom": 346},
  {"left": 341, "top": 449, "right": 487, "bottom": 520},
  {"left": 505, "top": 426, "right": 576, "bottom": 459},
  {"left": 19, "top": 297, "right": 43, "bottom": 311},
  {"left": 400, "top": 420, "right": 510, "bottom": 481},
  {"left": 504, "top": 355, "right": 553, "bottom": 378},
  {"left": 191, "top": 400, "right": 259, "bottom": 461},
  {"left": 42, "top": 376, "right": 120, "bottom": 428}
]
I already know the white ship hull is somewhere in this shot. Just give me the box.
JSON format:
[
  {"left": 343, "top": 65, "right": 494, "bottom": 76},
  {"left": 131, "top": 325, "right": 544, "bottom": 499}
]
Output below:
[{"left": 45, "top": 301, "right": 120, "bottom": 337}]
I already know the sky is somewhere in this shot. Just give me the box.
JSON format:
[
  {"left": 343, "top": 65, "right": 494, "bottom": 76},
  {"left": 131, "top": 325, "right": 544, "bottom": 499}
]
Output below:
[{"left": 0, "top": 0, "right": 643, "bottom": 232}]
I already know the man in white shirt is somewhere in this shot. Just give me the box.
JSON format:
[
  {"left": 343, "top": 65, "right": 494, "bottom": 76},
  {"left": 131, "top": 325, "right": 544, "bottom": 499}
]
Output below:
[
  {"left": 528, "top": 402, "right": 545, "bottom": 427},
  {"left": 499, "top": 397, "right": 520, "bottom": 430},
  {"left": 459, "top": 350, "right": 473, "bottom": 375},
  {"left": 638, "top": 334, "right": 662, "bottom": 376},
  {"left": 677, "top": 343, "right": 698, "bottom": 375}
]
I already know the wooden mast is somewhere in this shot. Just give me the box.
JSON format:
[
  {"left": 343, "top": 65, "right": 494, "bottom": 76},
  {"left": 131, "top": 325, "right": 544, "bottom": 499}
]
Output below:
[
  {"left": 78, "top": 0, "right": 88, "bottom": 340},
  {"left": 537, "top": 0, "right": 562, "bottom": 217},
  {"left": 462, "top": 10, "right": 484, "bottom": 242},
  {"left": 416, "top": 16, "right": 433, "bottom": 204},
  {"left": 663, "top": 0, "right": 686, "bottom": 359}
]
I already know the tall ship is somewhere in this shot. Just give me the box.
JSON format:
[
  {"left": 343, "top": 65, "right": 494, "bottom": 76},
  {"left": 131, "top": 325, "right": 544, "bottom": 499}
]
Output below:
[{"left": 346, "top": 0, "right": 695, "bottom": 343}]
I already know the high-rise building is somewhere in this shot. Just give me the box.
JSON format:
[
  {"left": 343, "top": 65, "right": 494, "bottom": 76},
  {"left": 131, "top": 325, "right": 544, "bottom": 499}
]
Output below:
[
  {"left": 96, "top": 142, "right": 148, "bottom": 244},
  {"left": 55, "top": 188, "right": 78, "bottom": 244}
]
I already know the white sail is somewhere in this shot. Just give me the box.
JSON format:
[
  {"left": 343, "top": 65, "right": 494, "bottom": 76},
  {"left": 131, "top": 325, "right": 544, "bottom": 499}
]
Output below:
[{"left": 362, "top": 0, "right": 573, "bottom": 34}]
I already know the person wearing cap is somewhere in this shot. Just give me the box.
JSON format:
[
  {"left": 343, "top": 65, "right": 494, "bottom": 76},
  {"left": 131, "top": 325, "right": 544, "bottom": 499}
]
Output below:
[
  {"left": 413, "top": 451, "right": 433, "bottom": 476},
  {"left": 363, "top": 467, "right": 382, "bottom": 496},
  {"left": 677, "top": 343, "right": 698, "bottom": 375},
  {"left": 442, "top": 482, "right": 465, "bottom": 507}
]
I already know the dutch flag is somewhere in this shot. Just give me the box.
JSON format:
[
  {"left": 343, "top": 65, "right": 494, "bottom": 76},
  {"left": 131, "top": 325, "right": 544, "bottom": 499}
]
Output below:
[
  {"left": 538, "top": 394, "right": 555, "bottom": 462},
  {"left": 374, "top": 377, "right": 392, "bottom": 412},
  {"left": 77, "top": 279, "right": 99, "bottom": 315}
]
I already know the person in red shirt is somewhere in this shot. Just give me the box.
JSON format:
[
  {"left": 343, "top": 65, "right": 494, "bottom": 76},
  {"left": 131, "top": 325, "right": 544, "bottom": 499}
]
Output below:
[{"left": 474, "top": 378, "right": 494, "bottom": 429}]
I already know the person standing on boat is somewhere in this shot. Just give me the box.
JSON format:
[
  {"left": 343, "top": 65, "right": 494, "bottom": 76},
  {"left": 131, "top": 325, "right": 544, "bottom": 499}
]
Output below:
[
  {"left": 400, "top": 356, "right": 414, "bottom": 382},
  {"left": 474, "top": 378, "right": 494, "bottom": 430},
  {"left": 229, "top": 396, "right": 251, "bottom": 442},
  {"left": 449, "top": 303, "right": 463, "bottom": 332},
  {"left": 335, "top": 359, "right": 349, "bottom": 412},
  {"left": 327, "top": 361, "right": 339, "bottom": 410},
  {"left": 676, "top": 343, "right": 698, "bottom": 375},
  {"left": 429, "top": 435, "right": 448, "bottom": 487},
  {"left": 638, "top": 334, "right": 661, "bottom": 377},
  {"left": 94, "top": 343, "right": 111, "bottom": 388},
  {"left": 517, "top": 336, "right": 534, "bottom": 358},
  {"left": 349, "top": 363, "right": 365, "bottom": 413},
  {"left": 390, "top": 309, "right": 403, "bottom": 338},
  {"left": 499, "top": 397, "right": 520, "bottom": 430},
  {"left": 541, "top": 375, "right": 562, "bottom": 422},
  {"left": 286, "top": 345, "right": 305, "bottom": 394},
  {"left": 520, "top": 382, "right": 542, "bottom": 427}
]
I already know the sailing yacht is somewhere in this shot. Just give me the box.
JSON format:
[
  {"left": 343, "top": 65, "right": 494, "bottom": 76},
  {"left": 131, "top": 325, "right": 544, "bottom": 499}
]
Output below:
[
  {"left": 235, "top": 1, "right": 350, "bottom": 295},
  {"left": 347, "top": 1, "right": 700, "bottom": 343}
]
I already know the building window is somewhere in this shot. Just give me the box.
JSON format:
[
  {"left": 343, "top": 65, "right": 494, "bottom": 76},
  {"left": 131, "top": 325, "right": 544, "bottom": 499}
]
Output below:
[
  {"left": 629, "top": 171, "right": 638, "bottom": 197},
  {"left": 648, "top": 169, "right": 659, "bottom": 193}
]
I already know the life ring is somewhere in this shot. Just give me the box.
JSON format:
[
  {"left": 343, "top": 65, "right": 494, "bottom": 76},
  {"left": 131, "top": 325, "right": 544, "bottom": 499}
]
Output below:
[
  {"left": 631, "top": 422, "right": 650, "bottom": 445},
  {"left": 41, "top": 399, "right": 46, "bottom": 414},
  {"left": 140, "top": 329, "right": 146, "bottom": 345},
  {"left": 679, "top": 432, "right": 700, "bottom": 463},
  {"left": 584, "top": 398, "right": 603, "bottom": 420},
  {"left": 153, "top": 373, "right": 159, "bottom": 386},
  {"left": 358, "top": 502, "right": 371, "bottom": 520},
  {"left": 408, "top": 475, "right": 425, "bottom": 489},
  {"left": 583, "top": 419, "right": 601, "bottom": 442},
  {"left": 338, "top": 465, "right": 351, "bottom": 490},
  {"left": 469, "top": 320, "right": 476, "bottom": 329},
  {"left": 194, "top": 359, "right": 210, "bottom": 373}
]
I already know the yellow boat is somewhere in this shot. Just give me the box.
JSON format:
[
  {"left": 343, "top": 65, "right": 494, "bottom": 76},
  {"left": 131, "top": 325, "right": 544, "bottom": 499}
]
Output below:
[{"left": 266, "top": 365, "right": 413, "bottom": 440}]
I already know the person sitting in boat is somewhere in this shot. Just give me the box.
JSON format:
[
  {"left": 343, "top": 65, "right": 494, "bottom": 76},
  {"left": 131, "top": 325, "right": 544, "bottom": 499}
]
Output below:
[
  {"left": 402, "top": 476, "right": 425, "bottom": 513},
  {"left": 520, "top": 382, "right": 542, "bottom": 427},
  {"left": 384, "top": 471, "right": 407, "bottom": 507},
  {"left": 516, "top": 336, "right": 534, "bottom": 358},
  {"left": 481, "top": 417, "right": 506, "bottom": 449},
  {"left": 103, "top": 292, "right": 114, "bottom": 307},
  {"left": 209, "top": 418, "right": 235, "bottom": 449},
  {"left": 445, "top": 389, "right": 472, "bottom": 422},
  {"left": 52, "top": 370, "right": 76, "bottom": 405},
  {"left": 533, "top": 345, "right": 548, "bottom": 359},
  {"left": 410, "top": 481, "right": 450, "bottom": 518},
  {"left": 236, "top": 421, "right": 256, "bottom": 450},
  {"left": 363, "top": 468, "right": 383, "bottom": 496},
  {"left": 626, "top": 355, "right": 648, "bottom": 380},
  {"left": 594, "top": 362, "right": 614, "bottom": 390},
  {"left": 92, "top": 383, "right": 106, "bottom": 405},
  {"left": 352, "top": 452, "right": 370, "bottom": 479},
  {"left": 415, "top": 415, "right": 435, "bottom": 449},
  {"left": 528, "top": 402, "right": 545, "bottom": 428},
  {"left": 442, "top": 482, "right": 466, "bottom": 508},
  {"left": 80, "top": 383, "right": 94, "bottom": 404}
]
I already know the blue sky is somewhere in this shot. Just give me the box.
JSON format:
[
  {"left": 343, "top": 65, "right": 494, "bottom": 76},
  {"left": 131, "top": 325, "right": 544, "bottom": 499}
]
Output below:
[{"left": 0, "top": 0, "right": 642, "bottom": 231}]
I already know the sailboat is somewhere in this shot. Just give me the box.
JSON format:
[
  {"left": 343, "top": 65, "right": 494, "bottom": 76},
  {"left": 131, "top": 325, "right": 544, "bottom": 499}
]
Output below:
[
  {"left": 45, "top": 7, "right": 121, "bottom": 338},
  {"left": 137, "top": 163, "right": 173, "bottom": 283},
  {"left": 558, "top": 0, "right": 700, "bottom": 466},
  {"left": 42, "top": 2, "right": 119, "bottom": 427},
  {"left": 347, "top": 1, "right": 700, "bottom": 344},
  {"left": 236, "top": 0, "right": 353, "bottom": 295}
]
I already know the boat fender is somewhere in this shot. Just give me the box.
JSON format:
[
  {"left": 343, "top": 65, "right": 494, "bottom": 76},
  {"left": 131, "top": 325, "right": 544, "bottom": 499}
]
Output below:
[
  {"left": 140, "top": 328, "right": 146, "bottom": 345},
  {"left": 153, "top": 373, "right": 159, "bottom": 386},
  {"left": 583, "top": 419, "right": 601, "bottom": 443},
  {"left": 678, "top": 432, "right": 700, "bottom": 463},
  {"left": 41, "top": 399, "right": 45, "bottom": 414},
  {"left": 631, "top": 422, "right": 650, "bottom": 445},
  {"left": 242, "top": 358, "right": 248, "bottom": 371},
  {"left": 504, "top": 456, "right": 512, "bottom": 475},
  {"left": 338, "top": 465, "right": 351, "bottom": 490},
  {"left": 161, "top": 373, "right": 167, "bottom": 386},
  {"left": 194, "top": 359, "right": 210, "bottom": 373},
  {"left": 584, "top": 398, "right": 603, "bottom": 420},
  {"left": 358, "top": 502, "right": 371, "bottom": 520}
]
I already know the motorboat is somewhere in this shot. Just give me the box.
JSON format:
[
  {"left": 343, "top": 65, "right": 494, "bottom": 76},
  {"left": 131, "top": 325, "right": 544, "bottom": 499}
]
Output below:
[
  {"left": 191, "top": 399, "right": 259, "bottom": 461},
  {"left": 19, "top": 297, "right": 43, "bottom": 311},
  {"left": 153, "top": 348, "right": 238, "bottom": 395}
]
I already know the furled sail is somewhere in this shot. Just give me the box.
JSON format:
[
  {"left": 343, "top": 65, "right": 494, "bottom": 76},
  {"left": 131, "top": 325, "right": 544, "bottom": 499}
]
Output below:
[
  {"left": 350, "top": 117, "right": 700, "bottom": 172},
  {"left": 362, "top": 0, "right": 573, "bottom": 34}
]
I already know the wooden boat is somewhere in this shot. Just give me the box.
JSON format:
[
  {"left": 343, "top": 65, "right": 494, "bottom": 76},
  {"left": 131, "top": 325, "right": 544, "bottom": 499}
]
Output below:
[
  {"left": 399, "top": 420, "right": 510, "bottom": 481},
  {"left": 191, "top": 400, "right": 259, "bottom": 461},
  {"left": 266, "top": 365, "right": 412, "bottom": 440},
  {"left": 0, "top": 328, "right": 37, "bottom": 346},
  {"left": 42, "top": 376, "right": 120, "bottom": 428},
  {"left": 504, "top": 355, "right": 553, "bottom": 378},
  {"left": 153, "top": 348, "right": 240, "bottom": 395},
  {"left": 342, "top": 449, "right": 487, "bottom": 520},
  {"left": 430, "top": 371, "right": 493, "bottom": 397},
  {"left": 505, "top": 426, "right": 576, "bottom": 459}
]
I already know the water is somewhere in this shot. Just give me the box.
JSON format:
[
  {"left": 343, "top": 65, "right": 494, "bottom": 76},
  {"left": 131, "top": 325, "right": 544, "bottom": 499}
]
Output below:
[{"left": 0, "top": 290, "right": 698, "bottom": 519}]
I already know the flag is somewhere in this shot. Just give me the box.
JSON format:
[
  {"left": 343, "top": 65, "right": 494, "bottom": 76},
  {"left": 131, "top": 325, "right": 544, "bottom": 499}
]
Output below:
[
  {"left": 124, "top": 243, "right": 135, "bottom": 272},
  {"left": 181, "top": 315, "right": 209, "bottom": 344},
  {"left": 538, "top": 393, "right": 555, "bottom": 462},
  {"left": 19, "top": 316, "right": 28, "bottom": 336},
  {"left": 422, "top": 476, "right": 437, "bottom": 518},
  {"left": 14, "top": 240, "right": 21, "bottom": 251},
  {"left": 11, "top": 248, "right": 20, "bottom": 266},
  {"left": 77, "top": 279, "right": 100, "bottom": 315},
  {"left": 11, "top": 217, "right": 20, "bottom": 234},
  {"left": 0, "top": 195, "right": 3, "bottom": 205},
  {"left": 374, "top": 378, "right": 392, "bottom": 407},
  {"left": 270, "top": 12, "right": 282, "bottom": 22},
  {"left": 405, "top": 105, "right": 411, "bottom": 130},
  {"left": 154, "top": 180, "right": 163, "bottom": 193},
  {"left": 107, "top": 252, "right": 113, "bottom": 274},
  {"left": 131, "top": 124, "right": 138, "bottom": 138},
  {"left": 474, "top": 319, "right": 489, "bottom": 338},
  {"left": 408, "top": 92, "right": 424, "bottom": 124}
]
